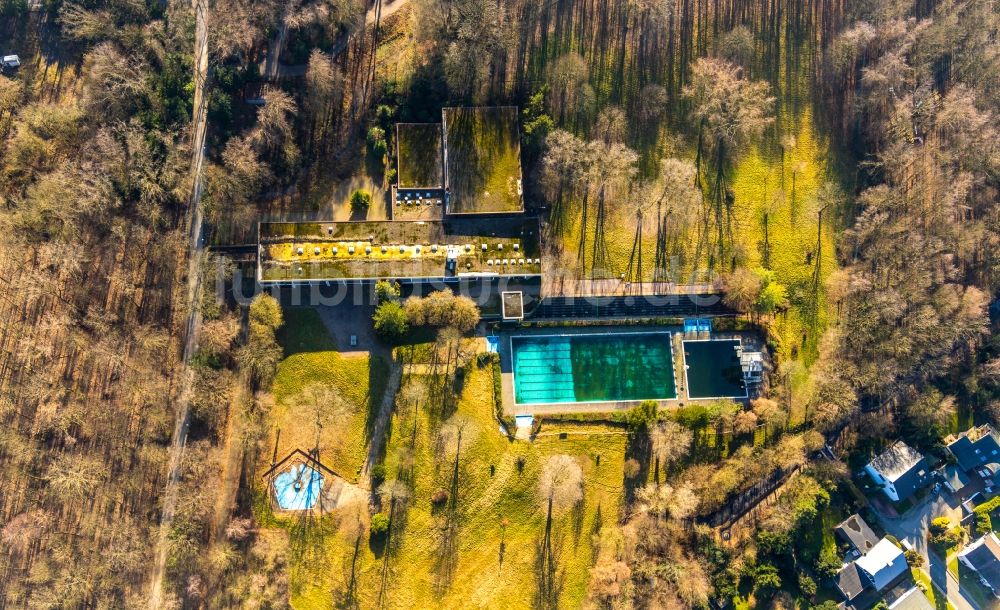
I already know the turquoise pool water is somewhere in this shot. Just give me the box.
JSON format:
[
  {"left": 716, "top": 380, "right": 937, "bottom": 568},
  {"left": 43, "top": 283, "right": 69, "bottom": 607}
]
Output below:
[
  {"left": 683, "top": 340, "right": 747, "bottom": 398},
  {"left": 511, "top": 333, "right": 676, "bottom": 404}
]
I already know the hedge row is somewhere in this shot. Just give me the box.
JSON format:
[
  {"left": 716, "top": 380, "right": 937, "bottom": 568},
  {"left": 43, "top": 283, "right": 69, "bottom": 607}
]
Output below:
[{"left": 974, "top": 496, "right": 1000, "bottom": 533}]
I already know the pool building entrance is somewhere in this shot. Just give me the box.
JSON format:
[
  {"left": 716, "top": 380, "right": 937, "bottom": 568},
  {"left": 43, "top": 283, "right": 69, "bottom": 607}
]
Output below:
[{"left": 511, "top": 332, "right": 677, "bottom": 405}]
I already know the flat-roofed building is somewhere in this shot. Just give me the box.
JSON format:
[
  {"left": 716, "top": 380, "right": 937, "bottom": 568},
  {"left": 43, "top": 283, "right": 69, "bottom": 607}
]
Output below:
[{"left": 258, "top": 217, "right": 542, "bottom": 284}]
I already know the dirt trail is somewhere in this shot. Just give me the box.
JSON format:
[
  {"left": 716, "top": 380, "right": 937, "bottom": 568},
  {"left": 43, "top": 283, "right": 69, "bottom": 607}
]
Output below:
[
  {"left": 147, "top": 0, "right": 210, "bottom": 604},
  {"left": 360, "top": 354, "right": 403, "bottom": 484},
  {"left": 209, "top": 378, "right": 249, "bottom": 542}
]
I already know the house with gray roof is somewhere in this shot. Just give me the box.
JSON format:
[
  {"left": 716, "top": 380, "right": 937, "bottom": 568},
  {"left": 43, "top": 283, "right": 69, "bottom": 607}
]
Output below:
[
  {"left": 835, "top": 537, "right": 910, "bottom": 608},
  {"left": 958, "top": 532, "right": 1000, "bottom": 598},
  {"left": 865, "top": 441, "right": 932, "bottom": 503},
  {"left": 947, "top": 424, "right": 1000, "bottom": 484},
  {"left": 887, "top": 587, "right": 934, "bottom": 610},
  {"left": 835, "top": 513, "right": 880, "bottom": 556}
]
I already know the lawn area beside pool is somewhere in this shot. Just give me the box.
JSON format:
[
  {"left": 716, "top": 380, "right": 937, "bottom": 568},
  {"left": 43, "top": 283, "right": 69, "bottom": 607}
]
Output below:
[
  {"left": 275, "top": 342, "right": 626, "bottom": 609},
  {"left": 269, "top": 308, "right": 389, "bottom": 483}
]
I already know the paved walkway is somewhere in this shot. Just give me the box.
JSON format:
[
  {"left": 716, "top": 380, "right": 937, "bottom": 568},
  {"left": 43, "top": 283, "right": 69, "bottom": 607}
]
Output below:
[{"left": 360, "top": 355, "right": 402, "bottom": 484}]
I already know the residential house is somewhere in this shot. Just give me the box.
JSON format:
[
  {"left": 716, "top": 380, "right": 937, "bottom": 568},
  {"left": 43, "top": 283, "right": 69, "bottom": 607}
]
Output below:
[
  {"left": 836, "top": 538, "right": 910, "bottom": 608},
  {"left": 957, "top": 532, "right": 1000, "bottom": 598},
  {"left": 887, "top": 587, "right": 934, "bottom": 610},
  {"left": 835, "top": 513, "right": 880, "bottom": 557},
  {"left": 946, "top": 425, "right": 1000, "bottom": 491},
  {"left": 865, "top": 441, "right": 932, "bottom": 503}
]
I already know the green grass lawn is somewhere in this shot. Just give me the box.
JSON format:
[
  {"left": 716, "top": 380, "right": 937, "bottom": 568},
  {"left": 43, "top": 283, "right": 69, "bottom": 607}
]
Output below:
[
  {"left": 444, "top": 107, "right": 524, "bottom": 214},
  {"left": 269, "top": 308, "right": 388, "bottom": 483},
  {"left": 396, "top": 123, "right": 443, "bottom": 188},
  {"left": 277, "top": 308, "right": 339, "bottom": 354},
  {"left": 912, "top": 568, "right": 955, "bottom": 610},
  {"left": 551, "top": 107, "right": 835, "bottom": 381},
  {"left": 279, "top": 347, "right": 626, "bottom": 609}
]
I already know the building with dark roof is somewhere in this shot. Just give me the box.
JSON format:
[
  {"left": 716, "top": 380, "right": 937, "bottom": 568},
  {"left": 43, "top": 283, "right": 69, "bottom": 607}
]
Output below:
[
  {"left": 836, "top": 562, "right": 868, "bottom": 604},
  {"left": 865, "top": 441, "right": 932, "bottom": 503},
  {"left": 888, "top": 587, "right": 934, "bottom": 610},
  {"left": 257, "top": 218, "right": 542, "bottom": 283},
  {"left": 835, "top": 514, "right": 880, "bottom": 556},
  {"left": 958, "top": 532, "right": 1000, "bottom": 598},
  {"left": 835, "top": 537, "right": 911, "bottom": 608},
  {"left": 947, "top": 424, "right": 1000, "bottom": 481}
]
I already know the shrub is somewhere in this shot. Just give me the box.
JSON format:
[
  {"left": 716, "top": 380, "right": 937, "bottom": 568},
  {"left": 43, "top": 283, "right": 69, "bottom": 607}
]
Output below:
[
  {"left": 974, "top": 495, "right": 1000, "bottom": 533},
  {"left": 798, "top": 573, "right": 817, "bottom": 599},
  {"left": 491, "top": 355, "right": 503, "bottom": 424},
  {"left": 815, "top": 548, "right": 842, "bottom": 580},
  {"left": 904, "top": 549, "right": 924, "bottom": 567},
  {"left": 931, "top": 528, "right": 962, "bottom": 548},
  {"left": 373, "top": 301, "right": 409, "bottom": 340},
  {"left": 371, "top": 463, "right": 386, "bottom": 484},
  {"left": 370, "top": 512, "right": 390, "bottom": 537},
  {"left": 431, "top": 489, "right": 448, "bottom": 505},
  {"left": 929, "top": 517, "right": 951, "bottom": 536},
  {"left": 623, "top": 458, "right": 641, "bottom": 479},
  {"left": 350, "top": 189, "right": 372, "bottom": 213},
  {"left": 374, "top": 279, "right": 401, "bottom": 305}
]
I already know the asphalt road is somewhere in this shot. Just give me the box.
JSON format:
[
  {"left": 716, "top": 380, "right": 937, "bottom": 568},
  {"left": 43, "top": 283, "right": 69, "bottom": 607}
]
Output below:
[{"left": 873, "top": 494, "right": 981, "bottom": 610}]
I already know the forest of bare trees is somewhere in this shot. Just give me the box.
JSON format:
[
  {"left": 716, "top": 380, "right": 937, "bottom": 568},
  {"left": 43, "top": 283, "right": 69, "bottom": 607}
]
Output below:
[{"left": 0, "top": 0, "right": 998, "bottom": 606}]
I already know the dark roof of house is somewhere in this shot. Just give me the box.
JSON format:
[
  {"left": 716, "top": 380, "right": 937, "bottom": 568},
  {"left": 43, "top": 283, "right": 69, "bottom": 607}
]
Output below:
[
  {"left": 836, "top": 562, "right": 868, "bottom": 601},
  {"left": 835, "top": 514, "right": 881, "bottom": 554},
  {"left": 888, "top": 587, "right": 934, "bottom": 610},
  {"left": 869, "top": 441, "right": 931, "bottom": 502},
  {"left": 948, "top": 425, "right": 1000, "bottom": 472},
  {"left": 959, "top": 533, "right": 1000, "bottom": 592}
]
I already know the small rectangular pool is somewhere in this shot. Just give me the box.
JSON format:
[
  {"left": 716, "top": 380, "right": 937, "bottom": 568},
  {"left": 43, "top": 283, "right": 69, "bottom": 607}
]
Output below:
[
  {"left": 511, "top": 332, "right": 676, "bottom": 405},
  {"left": 682, "top": 339, "right": 747, "bottom": 399}
]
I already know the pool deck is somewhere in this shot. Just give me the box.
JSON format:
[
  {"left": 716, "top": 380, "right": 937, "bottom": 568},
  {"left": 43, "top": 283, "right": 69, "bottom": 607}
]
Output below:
[{"left": 498, "top": 326, "right": 762, "bottom": 416}]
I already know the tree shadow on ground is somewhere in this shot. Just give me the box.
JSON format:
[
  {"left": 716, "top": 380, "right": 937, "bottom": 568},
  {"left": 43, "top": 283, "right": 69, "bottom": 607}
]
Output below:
[{"left": 533, "top": 528, "right": 566, "bottom": 610}]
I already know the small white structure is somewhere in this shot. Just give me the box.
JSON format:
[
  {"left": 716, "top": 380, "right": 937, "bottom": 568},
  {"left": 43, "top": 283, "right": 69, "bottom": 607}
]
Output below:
[
  {"left": 739, "top": 350, "right": 764, "bottom": 384},
  {"left": 501, "top": 291, "right": 524, "bottom": 320},
  {"left": 2, "top": 55, "right": 20, "bottom": 69}
]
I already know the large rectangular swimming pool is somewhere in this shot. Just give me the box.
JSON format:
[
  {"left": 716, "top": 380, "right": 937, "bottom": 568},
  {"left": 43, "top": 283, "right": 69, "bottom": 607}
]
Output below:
[
  {"left": 511, "top": 332, "right": 676, "bottom": 405},
  {"left": 682, "top": 339, "right": 748, "bottom": 399}
]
